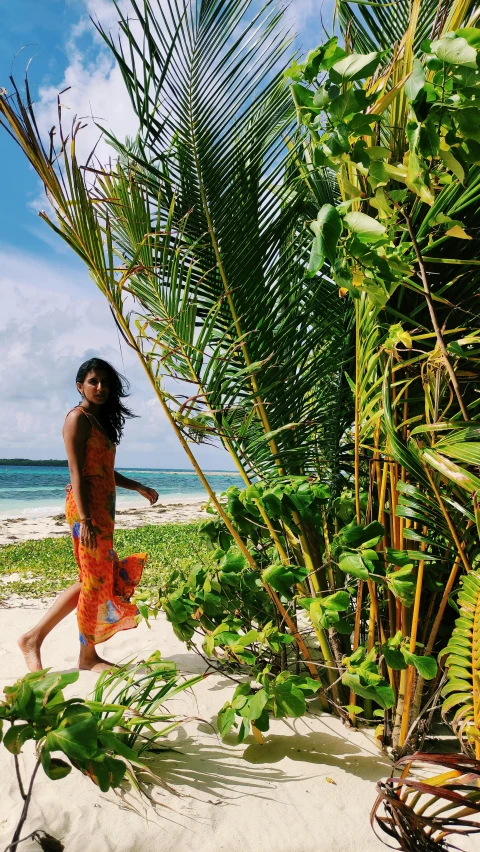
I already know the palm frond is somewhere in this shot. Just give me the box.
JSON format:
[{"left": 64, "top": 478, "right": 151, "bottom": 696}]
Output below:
[
  {"left": 442, "top": 570, "right": 480, "bottom": 759},
  {"left": 90, "top": 0, "right": 354, "bottom": 480},
  {"left": 336, "top": 0, "right": 477, "bottom": 55},
  {"left": 372, "top": 753, "right": 480, "bottom": 851}
]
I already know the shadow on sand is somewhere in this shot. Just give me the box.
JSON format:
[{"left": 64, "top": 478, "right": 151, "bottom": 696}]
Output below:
[
  {"left": 163, "top": 652, "right": 208, "bottom": 675},
  {"left": 242, "top": 728, "right": 390, "bottom": 781},
  {"left": 145, "top": 730, "right": 290, "bottom": 803},
  {"left": 144, "top": 714, "right": 390, "bottom": 807}
]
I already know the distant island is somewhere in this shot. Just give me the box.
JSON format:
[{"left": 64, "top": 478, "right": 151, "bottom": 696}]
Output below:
[{"left": 0, "top": 459, "right": 68, "bottom": 467}]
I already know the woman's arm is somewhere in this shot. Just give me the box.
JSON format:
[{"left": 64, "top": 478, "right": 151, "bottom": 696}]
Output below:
[
  {"left": 114, "top": 470, "right": 158, "bottom": 505},
  {"left": 114, "top": 470, "right": 142, "bottom": 491},
  {"left": 63, "top": 410, "right": 96, "bottom": 549}
]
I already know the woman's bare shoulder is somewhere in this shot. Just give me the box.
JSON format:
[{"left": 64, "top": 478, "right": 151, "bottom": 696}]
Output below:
[{"left": 63, "top": 408, "right": 90, "bottom": 436}]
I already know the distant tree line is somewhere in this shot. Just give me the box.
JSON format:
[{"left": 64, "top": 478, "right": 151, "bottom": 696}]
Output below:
[{"left": 0, "top": 459, "right": 68, "bottom": 466}]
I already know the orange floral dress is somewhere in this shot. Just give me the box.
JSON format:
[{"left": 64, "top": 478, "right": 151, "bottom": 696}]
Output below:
[{"left": 65, "top": 408, "right": 146, "bottom": 646}]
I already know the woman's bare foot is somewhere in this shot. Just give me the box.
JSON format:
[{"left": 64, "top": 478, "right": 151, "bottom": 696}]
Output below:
[
  {"left": 18, "top": 633, "right": 43, "bottom": 672},
  {"left": 79, "top": 651, "right": 116, "bottom": 673}
]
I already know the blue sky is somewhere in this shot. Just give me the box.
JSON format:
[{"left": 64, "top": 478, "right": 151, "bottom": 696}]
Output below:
[{"left": 0, "top": 0, "right": 329, "bottom": 469}]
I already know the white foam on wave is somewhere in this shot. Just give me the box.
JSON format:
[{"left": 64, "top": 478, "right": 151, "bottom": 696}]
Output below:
[{"left": 0, "top": 504, "right": 65, "bottom": 520}]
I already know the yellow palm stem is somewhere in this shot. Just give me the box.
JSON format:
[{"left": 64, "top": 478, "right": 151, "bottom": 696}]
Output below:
[
  {"left": 392, "top": 669, "right": 408, "bottom": 750},
  {"left": 350, "top": 300, "right": 363, "bottom": 723},
  {"left": 349, "top": 579, "right": 364, "bottom": 721},
  {"left": 265, "top": 583, "right": 323, "bottom": 684},
  {"left": 354, "top": 300, "right": 361, "bottom": 524},
  {"left": 189, "top": 110, "right": 320, "bottom": 583},
  {"left": 399, "top": 543, "right": 427, "bottom": 747},
  {"left": 322, "top": 507, "right": 335, "bottom": 592},
  {"left": 410, "top": 527, "right": 471, "bottom": 723}
]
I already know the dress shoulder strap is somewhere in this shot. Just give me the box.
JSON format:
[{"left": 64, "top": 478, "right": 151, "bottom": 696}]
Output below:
[
  {"left": 64, "top": 406, "right": 93, "bottom": 427},
  {"left": 74, "top": 406, "right": 113, "bottom": 444}
]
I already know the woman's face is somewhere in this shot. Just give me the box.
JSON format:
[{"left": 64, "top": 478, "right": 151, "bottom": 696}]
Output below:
[{"left": 77, "top": 369, "right": 110, "bottom": 406}]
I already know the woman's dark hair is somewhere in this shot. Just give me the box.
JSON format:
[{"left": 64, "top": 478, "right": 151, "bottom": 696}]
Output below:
[{"left": 76, "top": 358, "right": 136, "bottom": 445}]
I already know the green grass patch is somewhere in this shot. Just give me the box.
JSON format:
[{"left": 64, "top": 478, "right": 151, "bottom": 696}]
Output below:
[{"left": 0, "top": 523, "right": 213, "bottom": 600}]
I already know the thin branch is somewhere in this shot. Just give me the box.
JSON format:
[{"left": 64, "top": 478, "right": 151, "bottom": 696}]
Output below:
[
  {"left": 13, "top": 756, "right": 26, "bottom": 801},
  {"left": 7, "top": 759, "right": 41, "bottom": 852}
]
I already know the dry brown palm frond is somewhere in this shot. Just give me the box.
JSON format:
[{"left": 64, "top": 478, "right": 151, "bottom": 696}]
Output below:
[{"left": 371, "top": 753, "right": 480, "bottom": 850}]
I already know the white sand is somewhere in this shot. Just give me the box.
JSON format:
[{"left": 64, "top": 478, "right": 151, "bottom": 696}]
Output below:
[
  {"left": 0, "top": 499, "right": 208, "bottom": 547},
  {"left": 0, "top": 605, "right": 398, "bottom": 852},
  {"left": 1, "top": 518, "right": 476, "bottom": 851}
]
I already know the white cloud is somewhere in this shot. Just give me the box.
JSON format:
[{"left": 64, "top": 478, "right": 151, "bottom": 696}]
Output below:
[
  {"left": 35, "top": 47, "right": 136, "bottom": 168},
  {"left": 0, "top": 246, "right": 143, "bottom": 452},
  {"left": 286, "top": 0, "right": 316, "bottom": 28},
  {"left": 70, "top": 0, "right": 129, "bottom": 38},
  {"left": 25, "top": 0, "right": 147, "bottom": 220},
  {"left": 285, "top": 0, "right": 335, "bottom": 47},
  {"left": 0, "top": 246, "right": 232, "bottom": 469},
  {"left": 1, "top": 1, "right": 235, "bottom": 470}
]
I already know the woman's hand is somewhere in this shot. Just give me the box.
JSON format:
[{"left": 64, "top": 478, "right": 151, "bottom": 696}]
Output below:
[
  {"left": 137, "top": 484, "right": 159, "bottom": 505},
  {"left": 114, "top": 471, "right": 159, "bottom": 505},
  {"left": 80, "top": 519, "right": 97, "bottom": 551}
]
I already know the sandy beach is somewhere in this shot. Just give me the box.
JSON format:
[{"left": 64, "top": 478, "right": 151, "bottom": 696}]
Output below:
[
  {"left": 0, "top": 508, "right": 477, "bottom": 852},
  {"left": 0, "top": 502, "right": 401, "bottom": 851},
  {"left": 0, "top": 499, "right": 208, "bottom": 547},
  {"left": 0, "top": 606, "right": 399, "bottom": 852},
  {"left": 0, "top": 528, "right": 478, "bottom": 850}
]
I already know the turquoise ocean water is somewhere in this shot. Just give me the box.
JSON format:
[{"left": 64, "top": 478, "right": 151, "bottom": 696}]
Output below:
[{"left": 0, "top": 466, "right": 243, "bottom": 517}]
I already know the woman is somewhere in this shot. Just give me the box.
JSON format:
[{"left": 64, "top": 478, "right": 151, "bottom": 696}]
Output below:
[{"left": 18, "top": 358, "right": 158, "bottom": 673}]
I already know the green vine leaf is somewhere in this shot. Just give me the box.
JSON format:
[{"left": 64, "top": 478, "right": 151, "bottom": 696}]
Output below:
[{"left": 329, "top": 51, "right": 383, "bottom": 83}]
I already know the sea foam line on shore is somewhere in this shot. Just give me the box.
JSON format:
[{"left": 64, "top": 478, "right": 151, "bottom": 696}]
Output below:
[{"left": 0, "top": 492, "right": 207, "bottom": 521}]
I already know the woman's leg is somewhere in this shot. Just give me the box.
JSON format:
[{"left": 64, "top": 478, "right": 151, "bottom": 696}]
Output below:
[
  {"left": 18, "top": 582, "right": 82, "bottom": 672},
  {"left": 78, "top": 642, "right": 116, "bottom": 673}
]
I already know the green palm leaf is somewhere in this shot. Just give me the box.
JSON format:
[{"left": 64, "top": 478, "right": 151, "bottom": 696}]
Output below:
[
  {"left": 336, "top": 0, "right": 477, "bottom": 55},
  {"left": 91, "top": 0, "right": 354, "bottom": 481},
  {"left": 442, "top": 570, "right": 480, "bottom": 758}
]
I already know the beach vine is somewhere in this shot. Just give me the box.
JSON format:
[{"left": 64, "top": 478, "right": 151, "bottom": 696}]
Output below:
[{"left": 1, "top": 658, "right": 203, "bottom": 850}]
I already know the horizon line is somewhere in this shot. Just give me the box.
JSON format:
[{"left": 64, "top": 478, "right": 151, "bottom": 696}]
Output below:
[{"left": 0, "top": 459, "right": 241, "bottom": 474}]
